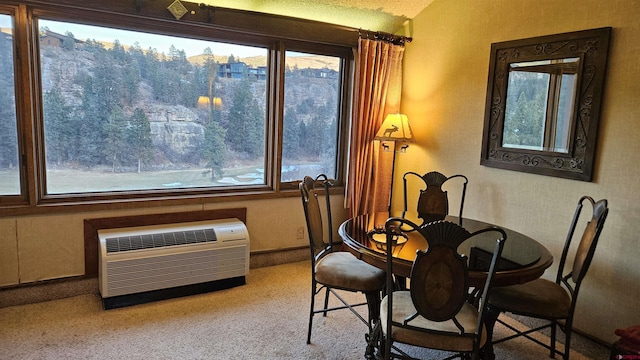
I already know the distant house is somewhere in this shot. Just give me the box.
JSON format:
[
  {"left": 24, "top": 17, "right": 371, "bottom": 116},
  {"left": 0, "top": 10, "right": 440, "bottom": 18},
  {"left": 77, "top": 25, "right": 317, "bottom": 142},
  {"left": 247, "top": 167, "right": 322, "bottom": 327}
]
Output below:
[
  {"left": 40, "top": 29, "right": 84, "bottom": 48},
  {"left": 218, "top": 63, "right": 267, "bottom": 80},
  {"left": 218, "top": 62, "right": 247, "bottom": 79},
  {"left": 248, "top": 66, "right": 267, "bottom": 80},
  {"left": 299, "top": 67, "right": 339, "bottom": 79}
]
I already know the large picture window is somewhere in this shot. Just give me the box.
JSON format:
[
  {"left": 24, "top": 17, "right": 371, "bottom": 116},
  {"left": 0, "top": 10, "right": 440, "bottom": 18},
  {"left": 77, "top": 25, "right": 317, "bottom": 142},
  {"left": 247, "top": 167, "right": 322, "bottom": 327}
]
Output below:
[
  {"left": 40, "top": 20, "right": 269, "bottom": 194},
  {"left": 0, "top": 2, "right": 353, "bottom": 213}
]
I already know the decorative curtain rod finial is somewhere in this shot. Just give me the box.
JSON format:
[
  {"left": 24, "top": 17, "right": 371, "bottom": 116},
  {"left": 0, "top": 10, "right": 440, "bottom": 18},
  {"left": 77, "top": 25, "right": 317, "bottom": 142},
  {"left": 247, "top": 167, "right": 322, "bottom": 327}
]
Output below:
[{"left": 358, "top": 29, "right": 412, "bottom": 46}]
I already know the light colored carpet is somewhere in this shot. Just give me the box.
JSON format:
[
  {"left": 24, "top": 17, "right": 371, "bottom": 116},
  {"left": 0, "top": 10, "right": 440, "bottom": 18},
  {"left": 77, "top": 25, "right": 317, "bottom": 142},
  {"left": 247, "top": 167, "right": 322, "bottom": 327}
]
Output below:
[{"left": 0, "top": 261, "right": 609, "bottom": 359}]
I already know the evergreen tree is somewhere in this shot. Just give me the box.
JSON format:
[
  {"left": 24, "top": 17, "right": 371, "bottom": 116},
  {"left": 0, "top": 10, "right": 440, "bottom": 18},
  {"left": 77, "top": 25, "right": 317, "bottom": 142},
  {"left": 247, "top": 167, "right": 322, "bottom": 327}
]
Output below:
[
  {"left": 78, "top": 74, "right": 108, "bottom": 166},
  {"left": 307, "top": 107, "right": 327, "bottom": 157},
  {"left": 102, "top": 105, "right": 128, "bottom": 172},
  {"left": 164, "top": 46, "right": 194, "bottom": 106},
  {"left": 504, "top": 91, "right": 545, "bottom": 147},
  {"left": 178, "top": 64, "right": 199, "bottom": 108},
  {"left": 84, "top": 38, "right": 107, "bottom": 56},
  {"left": 43, "top": 88, "right": 74, "bottom": 165},
  {"left": 202, "top": 121, "right": 227, "bottom": 181},
  {"left": 282, "top": 109, "right": 300, "bottom": 158},
  {"left": 149, "top": 50, "right": 171, "bottom": 103},
  {"left": 121, "top": 62, "right": 140, "bottom": 106},
  {"left": 226, "top": 76, "right": 264, "bottom": 156},
  {"left": 128, "top": 108, "right": 154, "bottom": 173},
  {"left": 297, "top": 120, "right": 308, "bottom": 151},
  {"left": 62, "top": 31, "right": 75, "bottom": 51},
  {"left": 129, "top": 42, "right": 148, "bottom": 80},
  {"left": 192, "top": 66, "right": 208, "bottom": 111},
  {"left": 110, "top": 40, "right": 127, "bottom": 61}
]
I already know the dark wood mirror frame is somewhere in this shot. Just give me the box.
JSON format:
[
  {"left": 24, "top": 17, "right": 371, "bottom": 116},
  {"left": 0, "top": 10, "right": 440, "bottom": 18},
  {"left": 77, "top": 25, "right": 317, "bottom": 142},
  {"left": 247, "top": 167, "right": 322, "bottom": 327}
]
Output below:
[{"left": 480, "top": 27, "right": 611, "bottom": 181}]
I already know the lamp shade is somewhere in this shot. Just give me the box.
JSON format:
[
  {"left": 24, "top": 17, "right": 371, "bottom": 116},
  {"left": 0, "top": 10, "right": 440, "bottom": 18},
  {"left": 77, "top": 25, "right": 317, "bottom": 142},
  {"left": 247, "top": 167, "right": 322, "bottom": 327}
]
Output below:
[
  {"left": 197, "top": 96, "right": 209, "bottom": 108},
  {"left": 374, "top": 113, "right": 413, "bottom": 142},
  {"left": 197, "top": 96, "right": 222, "bottom": 110}
]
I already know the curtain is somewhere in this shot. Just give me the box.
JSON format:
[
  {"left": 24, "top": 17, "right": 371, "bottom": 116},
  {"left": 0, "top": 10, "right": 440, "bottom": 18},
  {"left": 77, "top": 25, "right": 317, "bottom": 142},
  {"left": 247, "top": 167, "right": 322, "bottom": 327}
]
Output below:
[{"left": 346, "top": 38, "right": 405, "bottom": 218}]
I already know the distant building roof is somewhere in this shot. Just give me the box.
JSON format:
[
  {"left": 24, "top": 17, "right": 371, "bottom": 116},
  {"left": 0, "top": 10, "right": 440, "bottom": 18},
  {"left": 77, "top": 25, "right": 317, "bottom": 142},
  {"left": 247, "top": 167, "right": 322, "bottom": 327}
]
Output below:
[{"left": 41, "top": 29, "right": 85, "bottom": 44}]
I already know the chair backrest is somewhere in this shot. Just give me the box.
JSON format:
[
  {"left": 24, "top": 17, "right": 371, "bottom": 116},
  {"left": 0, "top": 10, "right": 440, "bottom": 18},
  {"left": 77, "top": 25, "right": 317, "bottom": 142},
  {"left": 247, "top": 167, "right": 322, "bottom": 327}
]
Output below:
[
  {"left": 403, "top": 171, "right": 468, "bottom": 223},
  {"left": 556, "top": 196, "right": 608, "bottom": 305},
  {"left": 299, "top": 174, "right": 334, "bottom": 262},
  {"left": 385, "top": 218, "right": 506, "bottom": 338}
]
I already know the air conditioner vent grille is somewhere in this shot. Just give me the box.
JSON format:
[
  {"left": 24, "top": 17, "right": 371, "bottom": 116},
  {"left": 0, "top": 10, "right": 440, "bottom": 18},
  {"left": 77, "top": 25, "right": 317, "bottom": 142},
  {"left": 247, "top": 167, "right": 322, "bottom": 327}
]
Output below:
[{"left": 105, "top": 228, "right": 217, "bottom": 253}]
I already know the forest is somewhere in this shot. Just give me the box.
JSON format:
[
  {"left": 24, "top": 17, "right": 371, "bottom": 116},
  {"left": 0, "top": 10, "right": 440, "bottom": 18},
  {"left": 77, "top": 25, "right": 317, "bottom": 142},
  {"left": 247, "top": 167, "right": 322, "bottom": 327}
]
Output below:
[{"left": 0, "top": 28, "right": 339, "bottom": 191}]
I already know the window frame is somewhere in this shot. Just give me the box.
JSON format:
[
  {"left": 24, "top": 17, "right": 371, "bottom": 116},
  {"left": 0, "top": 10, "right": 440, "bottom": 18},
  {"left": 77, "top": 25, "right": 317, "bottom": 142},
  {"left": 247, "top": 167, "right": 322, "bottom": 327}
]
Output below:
[
  {"left": 1, "top": 1, "right": 355, "bottom": 216},
  {"left": 0, "top": 6, "right": 31, "bottom": 208},
  {"left": 277, "top": 41, "right": 352, "bottom": 191}
]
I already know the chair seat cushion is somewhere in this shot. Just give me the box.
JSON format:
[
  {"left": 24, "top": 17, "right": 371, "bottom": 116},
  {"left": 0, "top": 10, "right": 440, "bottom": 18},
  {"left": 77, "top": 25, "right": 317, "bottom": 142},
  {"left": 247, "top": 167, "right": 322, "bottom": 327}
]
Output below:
[
  {"left": 488, "top": 278, "right": 571, "bottom": 319},
  {"left": 315, "top": 251, "right": 386, "bottom": 292},
  {"left": 381, "top": 291, "right": 487, "bottom": 352}
]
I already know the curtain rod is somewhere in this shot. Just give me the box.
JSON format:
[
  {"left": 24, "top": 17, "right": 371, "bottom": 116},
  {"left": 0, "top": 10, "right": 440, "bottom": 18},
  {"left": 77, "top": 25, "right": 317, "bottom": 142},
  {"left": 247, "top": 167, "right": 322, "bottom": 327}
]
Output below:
[{"left": 358, "top": 29, "right": 412, "bottom": 46}]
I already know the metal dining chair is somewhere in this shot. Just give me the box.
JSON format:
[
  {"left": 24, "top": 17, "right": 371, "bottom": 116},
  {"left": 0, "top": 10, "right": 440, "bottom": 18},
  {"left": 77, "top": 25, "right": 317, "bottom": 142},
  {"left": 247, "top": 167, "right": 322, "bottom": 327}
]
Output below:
[
  {"left": 380, "top": 218, "right": 506, "bottom": 360},
  {"left": 402, "top": 171, "right": 468, "bottom": 224},
  {"left": 299, "top": 174, "right": 386, "bottom": 345},
  {"left": 487, "top": 196, "right": 609, "bottom": 359}
]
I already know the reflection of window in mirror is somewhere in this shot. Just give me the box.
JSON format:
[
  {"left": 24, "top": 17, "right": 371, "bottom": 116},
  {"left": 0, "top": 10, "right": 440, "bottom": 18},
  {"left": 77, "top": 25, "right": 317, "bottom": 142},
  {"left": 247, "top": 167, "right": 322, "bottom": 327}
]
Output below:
[{"left": 502, "top": 57, "right": 580, "bottom": 153}]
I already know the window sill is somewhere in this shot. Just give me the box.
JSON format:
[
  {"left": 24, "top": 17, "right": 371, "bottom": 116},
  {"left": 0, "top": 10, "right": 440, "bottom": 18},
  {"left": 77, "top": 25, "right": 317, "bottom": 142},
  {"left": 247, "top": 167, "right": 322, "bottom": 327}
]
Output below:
[{"left": 0, "top": 186, "right": 344, "bottom": 218}]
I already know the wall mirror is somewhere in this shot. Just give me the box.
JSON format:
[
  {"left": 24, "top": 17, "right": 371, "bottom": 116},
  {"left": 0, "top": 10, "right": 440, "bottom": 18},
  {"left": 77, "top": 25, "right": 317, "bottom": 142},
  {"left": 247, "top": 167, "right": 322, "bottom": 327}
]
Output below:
[{"left": 480, "top": 27, "right": 611, "bottom": 181}]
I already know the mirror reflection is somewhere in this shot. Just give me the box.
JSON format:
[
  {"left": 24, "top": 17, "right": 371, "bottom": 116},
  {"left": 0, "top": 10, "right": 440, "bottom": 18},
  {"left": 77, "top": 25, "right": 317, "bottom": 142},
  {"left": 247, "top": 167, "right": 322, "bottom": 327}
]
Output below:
[
  {"left": 502, "top": 57, "right": 580, "bottom": 153},
  {"left": 480, "top": 27, "right": 611, "bottom": 181}
]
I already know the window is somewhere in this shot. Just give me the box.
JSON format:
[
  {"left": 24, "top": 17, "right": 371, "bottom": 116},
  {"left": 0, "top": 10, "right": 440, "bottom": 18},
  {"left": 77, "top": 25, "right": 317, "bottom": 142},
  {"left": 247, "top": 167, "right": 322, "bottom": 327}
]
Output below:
[
  {"left": 502, "top": 58, "right": 579, "bottom": 153},
  {"left": 0, "top": 14, "right": 21, "bottom": 196},
  {"left": 0, "top": 2, "right": 353, "bottom": 212},
  {"left": 40, "top": 20, "right": 268, "bottom": 193},
  {"left": 281, "top": 51, "right": 341, "bottom": 182}
]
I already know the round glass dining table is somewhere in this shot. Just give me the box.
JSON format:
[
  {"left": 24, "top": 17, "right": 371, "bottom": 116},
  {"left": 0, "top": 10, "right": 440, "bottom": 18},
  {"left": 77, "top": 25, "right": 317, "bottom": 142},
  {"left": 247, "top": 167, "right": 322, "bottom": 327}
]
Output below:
[{"left": 338, "top": 211, "right": 553, "bottom": 288}]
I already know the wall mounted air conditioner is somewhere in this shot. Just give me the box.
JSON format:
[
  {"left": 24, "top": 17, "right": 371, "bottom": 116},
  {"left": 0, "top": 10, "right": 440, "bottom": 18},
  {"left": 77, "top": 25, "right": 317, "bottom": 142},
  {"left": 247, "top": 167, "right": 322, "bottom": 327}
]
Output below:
[{"left": 98, "top": 218, "right": 249, "bottom": 309}]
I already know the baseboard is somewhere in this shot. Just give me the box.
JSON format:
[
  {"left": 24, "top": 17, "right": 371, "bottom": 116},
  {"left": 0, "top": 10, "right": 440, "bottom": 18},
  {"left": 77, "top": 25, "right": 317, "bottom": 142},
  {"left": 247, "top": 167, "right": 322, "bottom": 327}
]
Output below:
[
  {"left": 0, "top": 276, "right": 99, "bottom": 308},
  {"left": 249, "top": 246, "right": 308, "bottom": 268}
]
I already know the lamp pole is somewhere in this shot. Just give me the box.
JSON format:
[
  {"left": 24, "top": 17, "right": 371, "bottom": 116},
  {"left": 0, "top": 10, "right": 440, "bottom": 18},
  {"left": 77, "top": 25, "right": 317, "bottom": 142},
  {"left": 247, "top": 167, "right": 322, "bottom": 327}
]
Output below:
[{"left": 374, "top": 114, "right": 413, "bottom": 212}]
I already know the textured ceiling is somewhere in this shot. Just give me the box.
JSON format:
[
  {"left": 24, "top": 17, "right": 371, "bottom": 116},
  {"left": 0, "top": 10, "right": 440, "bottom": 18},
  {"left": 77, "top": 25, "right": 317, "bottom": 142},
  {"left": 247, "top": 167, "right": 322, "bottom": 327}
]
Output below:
[{"left": 196, "top": 0, "right": 435, "bottom": 33}]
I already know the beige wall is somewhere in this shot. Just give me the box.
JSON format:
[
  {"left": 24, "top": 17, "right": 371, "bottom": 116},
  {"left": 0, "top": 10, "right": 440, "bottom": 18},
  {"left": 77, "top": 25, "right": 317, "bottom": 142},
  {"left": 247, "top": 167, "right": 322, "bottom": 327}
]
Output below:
[
  {"left": 401, "top": 0, "right": 640, "bottom": 343},
  {"left": 0, "top": 197, "right": 346, "bottom": 285}
]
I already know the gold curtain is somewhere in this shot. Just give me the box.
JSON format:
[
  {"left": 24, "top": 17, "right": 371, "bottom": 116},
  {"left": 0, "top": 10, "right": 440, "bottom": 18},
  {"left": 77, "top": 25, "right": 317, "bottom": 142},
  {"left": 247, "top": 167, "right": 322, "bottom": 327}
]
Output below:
[{"left": 346, "top": 38, "right": 405, "bottom": 218}]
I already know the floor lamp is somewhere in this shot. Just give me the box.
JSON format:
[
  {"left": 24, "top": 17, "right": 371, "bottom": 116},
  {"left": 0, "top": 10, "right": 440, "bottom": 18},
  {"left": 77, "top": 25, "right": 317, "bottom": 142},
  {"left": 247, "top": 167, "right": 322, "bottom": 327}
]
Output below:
[{"left": 374, "top": 113, "right": 413, "bottom": 211}]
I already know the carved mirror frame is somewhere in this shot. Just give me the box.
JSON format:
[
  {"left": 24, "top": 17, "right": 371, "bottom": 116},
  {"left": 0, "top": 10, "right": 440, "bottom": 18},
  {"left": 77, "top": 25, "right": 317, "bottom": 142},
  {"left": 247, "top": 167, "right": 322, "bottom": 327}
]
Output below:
[{"left": 480, "top": 27, "right": 611, "bottom": 181}]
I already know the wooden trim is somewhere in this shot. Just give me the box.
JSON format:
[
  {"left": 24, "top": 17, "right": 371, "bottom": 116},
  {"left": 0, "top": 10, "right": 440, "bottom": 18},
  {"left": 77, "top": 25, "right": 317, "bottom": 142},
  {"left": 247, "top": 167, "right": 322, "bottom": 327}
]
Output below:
[
  {"left": 18, "top": 0, "right": 358, "bottom": 47},
  {"left": 83, "top": 207, "right": 247, "bottom": 277},
  {"left": 0, "top": 0, "right": 352, "bottom": 217}
]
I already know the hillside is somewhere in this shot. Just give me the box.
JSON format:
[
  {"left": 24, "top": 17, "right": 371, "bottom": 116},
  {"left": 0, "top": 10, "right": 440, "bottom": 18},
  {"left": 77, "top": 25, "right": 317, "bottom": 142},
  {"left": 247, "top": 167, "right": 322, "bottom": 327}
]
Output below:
[
  {"left": 187, "top": 54, "right": 339, "bottom": 70},
  {"left": 82, "top": 38, "right": 339, "bottom": 70}
]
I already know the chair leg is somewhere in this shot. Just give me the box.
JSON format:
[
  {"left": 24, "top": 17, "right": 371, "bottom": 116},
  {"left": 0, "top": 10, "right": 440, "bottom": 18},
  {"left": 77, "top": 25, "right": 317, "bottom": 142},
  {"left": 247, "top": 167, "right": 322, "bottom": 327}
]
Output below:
[
  {"left": 323, "top": 287, "right": 330, "bottom": 316},
  {"left": 307, "top": 281, "right": 317, "bottom": 344},
  {"left": 563, "top": 319, "right": 573, "bottom": 360},
  {"left": 482, "top": 304, "right": 501, "bottom": 360},
  {"left": 365, "top": 320, "right": 381, "bottom": 360},
  {"left": 384, "top": 335, "right": 392, "bottom": 360},
  {"left": 364, "top": 290, "right": 381, "bottom": 331},
  {"left": 550, "top": 320, "right": 557, "bottom": 358}
]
